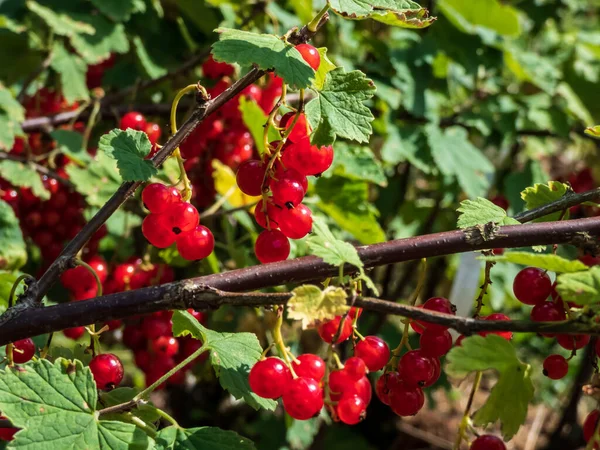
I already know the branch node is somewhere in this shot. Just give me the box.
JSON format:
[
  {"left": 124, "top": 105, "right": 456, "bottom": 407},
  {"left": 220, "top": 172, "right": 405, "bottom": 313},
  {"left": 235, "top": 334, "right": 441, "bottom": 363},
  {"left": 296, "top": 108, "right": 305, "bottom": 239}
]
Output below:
[{"left": 464, "top": 222, "right": 499, "bottom": 245}]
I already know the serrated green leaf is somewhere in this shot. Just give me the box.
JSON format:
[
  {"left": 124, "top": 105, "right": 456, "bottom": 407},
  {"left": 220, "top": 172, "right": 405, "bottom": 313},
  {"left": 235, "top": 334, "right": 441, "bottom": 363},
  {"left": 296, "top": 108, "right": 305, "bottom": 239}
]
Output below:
[
  {"left": 50, "top": 129, "right": 91, "bottom": 165},
  {"left": 0, "top": 160, "right": 49, "bottom": 200},
  {"left": 313, "top": 48, "right": 337, "bottom": 90},
  {"left": 0, "top": 358, "right": 151, "bottom": 449},
  {"left": 91, "top": 0, "right": 138, "bottom": 22},
  {"left": 238, "top": 97, "right": 279, "bottom": 157},
  {"left": 50, "top": 41, "right": 89, "bottom": 104},
  {"left": 70, "top": 14, "right": 130, "bottom": 64},
  {"left": 98, "top": 129, "right": 157, "bottom": 182},
  {"left": 316, "top": 176, "right": 385, "bottom": 244},
  {"left": 287, "top": 286, "right": 349, "bottom": 329},
  {"left": 438, "top": 0, "right": 520, "bottom": 37},
  {"left": 171, "top": 311, "right": 277, "bottom": 411},
  {"left": 212, "top": 28, "right": 314, "bottom": 90},
  {"left": 133, "top": 35, "right": 168, "bottom": 79},
  {"left": 446, "top": 335, "right": 533, "bottom": 439},
  {"left": 556, "top": 266, "right": 600, "bottom": 306},
  {"left": 66, "top": 152, "right": 122, "bottom": 207},
  {"left": 328, "top": 0, "right": 436, "bottom": 29},
  {"left": 381, "top": 125, "right": 433, "bottom": 173},
  {"left": 480, "top": 252, "right": 588, "bottom": 273},
  {"left": 307, "top": 216, "right": 364, "bottom": 270},
  {"left": 0, "top": 200, "right": 26, "bottom": 270},
  {"left": 427, "top": 125, "right": 494, "bottom": 198},
  {"left": 585, "top": 125, "right": 600, "bottom": 139},
  {"left": 456, "top": 198, "right": 519, "bottom": 228},
  {"left": 27, "top": 1, "right": 95, "bottom": 37},
  {"left": 0, "top": 85, "right": 24, "bottom": 150},
  {"left": 520, "top": 181, "right": 570, "bottom": 222},
  {"left": 327, "top": 142, "right": 387, "bottom": 186},
  {"left": 155, "top": 426, "right": 255, "bottom": 450},
  {"left": 504, "top": 47, "right": 561, "bottom": 94},
  {"left": 557, "top": 82, "right": 594, "bottom": 126},
  {"left": 305, "top": 68, "right": 376, "bottom": 146}
]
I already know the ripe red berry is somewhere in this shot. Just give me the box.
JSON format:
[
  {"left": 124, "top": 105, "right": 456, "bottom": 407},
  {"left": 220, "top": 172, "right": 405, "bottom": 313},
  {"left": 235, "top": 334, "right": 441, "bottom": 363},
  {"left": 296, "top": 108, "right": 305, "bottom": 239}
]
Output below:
[
  {"left": 417, "top": 297, "right": 456, "bottom": 332},
  {"left": 349, "top": 307, "right": 363, "bottom": 319},
  {"left": 295, "top": 44, "right": 321, "bottom": 70},
  {"left": 584, "top": 410, "right": 600, "bottom": 446},
  {"left": 279, "top": 112, "right": 311, "bottom": 143},
  {"left": 120, "top": 111, "right": 147, "bottom": 131},
  {"left": 375, "top": 371, "right": 402, "bottom": 405},
  {"left": 202, "top": 54, "right": 234, "bottom": 79},
  {"left": 176, "top": 225, "right": 214, "bottom": 261},
  {"left": 556, "top": 334, "right": 590, "bottom": 350},
  {"left": 63, "top": 326, "right": 85, "bottom": 340},
  {"left": 530, "top": 302, "right": 566, "bottom": 337},
  {"left": 281, "top": 137, "right": 333, "bottom": 176},
  {"left": 388, "top": 382, "right": 425, "bottom": 416},
  {"left": 270, "top": 176, "right": 305, "bottom": 207},
  {"left": 317, "top": 315, "right": 352, "bottom": 344},
  {"left": 0, "top": 418, "right": 17, "bottom": 441},
  {"left": 236, "top": 160, "right": 266, "bottom": 196},
  {"left": 354, "top": 336, "right": 390, "bottom": 371},
  {"left": 282, "top": 376, "right": 323, "bottom": 420},
  {"left": 470, "top": 435, "right": 506, "bottom": 450},
  {"left": 152, "top": 336, "right": 180, "bottom": 358},
  {"left": 344, "top": 357, "right": 367, "bottom": 381},
  {"left": 141, "top": 317, "right": 172, "bottom": 340},
  {"left": 142, "top": 183, "right": 181, "bottom": 214},
  {"left": 12, "top": 338, "right": 35, "bottom": 364},
  {"left": 420, "top": 329, "right": 453, "bottom": 357},
  {"left": 162, "top": 202, "right": 199, "bottom": 235},
  {"left": 513, "top": 267, "right": 552, "bottom": 305},
  {"left": 291, "top": 354, "right": 326, "bottom": 381},
  {"left": 337, "top": 394, "right": 367, "bottom": 425},
  {"left": 145, "top": 122, "right": 161, "bottom": 145},
  {"left": 543, "top": 354, "right": 569, "bottom": 380},
  {"left": 422, "top": 357, "right": 441, "bottom": 388},
  {"left": 249, "top": 357, "right": 291, "bottom": 399},
  {"left": 89, "top": 353, "right": 124, "bottom": 390},
  {"left": 142, "top": 214, "right": 176, "bottom": 248},
  {"left": 123, "top": 325, "right": 145, "bottom": 350},
  {"left": 254, "top": 230, "right": 290, "bottom": 263},
  {"left": 480, "top": 313, "right": 513, "bottom": 340},
  {"left": 278, "top": 204, "right": 313, "bottom": 239},
  {"left": 398, "top": 349, "right": 435, "bottom": 387},
  {"left": 254, "top": 201, "right": 282, "bottom": 229}
]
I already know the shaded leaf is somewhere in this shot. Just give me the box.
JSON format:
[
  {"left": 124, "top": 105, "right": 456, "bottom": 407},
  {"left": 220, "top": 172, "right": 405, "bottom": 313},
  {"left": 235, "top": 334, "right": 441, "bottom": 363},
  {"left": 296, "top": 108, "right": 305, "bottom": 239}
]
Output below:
[
  {"left": 155, "top": 426, "right": 255, "bottom": 450},
  {"left": 556, "top": 266, "right": 600, "bottom": 306},
  {"left": 287, "top": 286, "right": 349, "bottom": 329},
  {"left": 50, "top": 41, "right": 89, "bottom": 104},
  {"left": 0, "top": 200, "right": 26, "bottom": 270},
  {"left": 0, "top": 160, "right": 49, "bottom": 200},
  {"left": 480, "top": 252, "right": 588, "bottom": 274}
]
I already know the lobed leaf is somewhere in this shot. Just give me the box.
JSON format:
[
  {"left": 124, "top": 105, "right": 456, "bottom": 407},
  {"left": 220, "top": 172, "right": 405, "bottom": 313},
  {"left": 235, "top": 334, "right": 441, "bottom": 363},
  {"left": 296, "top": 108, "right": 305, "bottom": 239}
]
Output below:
[
  {"left": 287, "top": 285, "right": 349, "bottom": 329},
  {"left": 456, "top": 198, "right": 519, "bottom": 229},
  {"left": 328, "top": 0, "right": 436, "bottom": 29},
  {"left": 50, "top": 41, "right": 90, "bottom": 104},
  {"left": 556, "top": 266, "right": 600, "bottom": 306},
  {"left": 520, "top": 181, "right": 570, "bottom": 222},
  {"left": 98, "top": 129, "right": 157, "bottom": 182},
  {"left": 0, "top": 160, "right": 49, "bottom": 200},
  {"left": 480, "top": 252, "right": 588, "bottom": 274}
]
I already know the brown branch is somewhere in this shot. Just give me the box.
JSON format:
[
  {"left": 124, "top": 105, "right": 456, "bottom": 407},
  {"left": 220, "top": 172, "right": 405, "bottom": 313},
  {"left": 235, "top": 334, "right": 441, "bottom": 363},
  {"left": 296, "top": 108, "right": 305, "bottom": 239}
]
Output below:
[
  {"left": 2, "top": 216, "right": 600, "bottom": 345},
  {"left": 513, "top": 187, "right": 600, "bottom": 223},
  {"left": 0, "top": 152, "right": 74, "bottom": 188}
]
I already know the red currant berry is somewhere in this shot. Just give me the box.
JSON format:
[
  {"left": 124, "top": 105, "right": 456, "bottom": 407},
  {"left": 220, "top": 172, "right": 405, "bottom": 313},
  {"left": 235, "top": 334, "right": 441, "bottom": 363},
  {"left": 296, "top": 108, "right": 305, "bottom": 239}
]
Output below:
[
  {"left": 422, "top": 357, "right": 441, "bottom": 388},
  {"left": 120, "top": 111, "right": 147, "bottom": 131},
  {"left": 420, "top": 329, "right": 453, "bottom": 358},
  {"left": 87, "top": 255, "right": 108, "bottom": 283},
  {"left": 337, "top": 394, "right": 366, "bottom": 425},
  {"left": 202, "top": 54, "right": 234, "bottom": 79},
  {"left": 145, "top": 122, "right": 161, "bottom": 146},
  {"left": 281, "top": 137, "right": 333, "bottom": 176},
  {"left": 89, "top": 353, "right": 124, "bottom": 390},
  {"left": 142, "top": 214, "right": 176, "bottom": 248},
  {"left": 152, "top": 336, "right": 179, "bottom": 358},
  {"left": 255, "top": 229, "right": 290, "bottom": 263},
  {"left": 398, "top": 349, "right": 435, "bottom": 388},
  {"left": 63, "top": 326, "right": 85, "bottom": 340},
  {"left": 162, "top": 202, "right": 199, "bottom": 235},
  {"left": 141, "top": 317, "right": 172, "bottom": 340},
  {"left": 12, "top": 338, "right": 35, "bottom": 364},
  {"left": 254, "top": 201, "right": 283, "bottom": 229},
  {"left": 349, "top": 307, "right": 363, "bottom": 319},
  {"left": 236, "top": 160, "right": 266, "bottom": 196},
  {"left": 490, "top": 195, "right": 509, "bottom": 210},
  {"left": 142, "top": 183, "right": 181, "bottom": 214},
  {"left": 543, "top": 354, "right": 569, "bottom": 380},
  {"left": 123, "top": 325, "right": 145, "bottom": 350},
  {"left": 584, "top": 410, "right": 600, "bottom": 446},
  {"left": 176, "top": 225, "right": 214, "bottom": 261},
  {"left": 317, "top": 315, "right": 352, "bottom": 344},
  {"left": 480, "top": 313, "right": 513, "bottom": 340},
  {"left": 513, "top": 267, "right": 552, "bottom": 305},
  {"left": 278, "top": 204, "right": 313, "bottom": 239},
  {"left": 388, "top": 382, "right": 425, "bottom": 416},
  {"left": 0, "top": 419, "right": 17, "bottom": 441},
  {"left": 417, "top": 297, "right": 456, "bottom": 332},
  {"left": 344, "top": 357, "right": 367, "bottom": 381},
  {"left": 249, "top": 357, "right": 291, "bottom": 399},
  {"left": 530, "top": 302, "right": 566, "bottom": 337},
  {"left": 375, "top": 371, "right": 401, "bottom": 405},
  {"left": 470, "top": 435, "right": 506, "bottom": 450},
  {"left": 295, "top": 44, "right": 321, "bottom": 70},
  {"left": 279, "top": 112, "right": 311, "bottom": 143},
  {"left": 291, "top": 354, "right": 326, "bottom": 381},
  {"left": 270, "top": 176, "right": 305, "bottom": 207},
  {"left": 556, "top": 334, "right": 590, "bottom": 350},
  {"left": 282, "top": 376, "right": 323, "bottom": 420},
  {"left": 354, "top": 336, "right": 390, "bottom": 371}
]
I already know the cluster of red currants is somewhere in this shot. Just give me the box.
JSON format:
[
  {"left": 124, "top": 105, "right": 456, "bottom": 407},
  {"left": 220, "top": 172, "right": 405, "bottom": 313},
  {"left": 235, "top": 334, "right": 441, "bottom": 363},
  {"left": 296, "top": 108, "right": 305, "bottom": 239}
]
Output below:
[
  {"left": 513, "top": 267, "right": 588, "bottom": 380},
  {"left": 584, "top": 409, "right": 600, "bottom": 449},
  {"left": 119, "top": 111, "right": 162, "bottom": 148},
  {"left": 141, "top": 183, "right": 214, "bottom": 261}
]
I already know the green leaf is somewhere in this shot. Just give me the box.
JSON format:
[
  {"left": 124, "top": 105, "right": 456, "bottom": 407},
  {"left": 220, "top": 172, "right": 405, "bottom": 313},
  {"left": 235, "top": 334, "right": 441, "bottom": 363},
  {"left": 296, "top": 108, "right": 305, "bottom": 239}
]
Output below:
[
  {"left": 27, "top": 1, "right": 95, "bottom": 37},
  {"left": 0, "top": 160, "right": 49, "bottom": 200},
  {"left": 426, "top": 125, "right": 494, "bottom": 198},
  {"left": 327, "top": 142, "right": 387, "bottom": 186},
  {"left": 50, "top": 130, "right": 91, "bottom": 164},
  {"left": 504, "top": 47, "right": 561, "bottom": 94},
  {"left": 557, "top": 82, "right": 594, "bottom": 126},
  {"left": 381, "top": 125, "right": 433, "bottom": 173},
  {"left": 0, "top": 200, "right": 26, "bottom": 270},
  {"left": 66, "top": 152, "right": 122, "bottom": 207},
  {"left": 520, "top": 181, "right": 570, "bottom": 222},
  {"left": 456, "top": 198, "right": 519, "bottom": 228},
  {"left": 69, "top": 14, "right": 130, "bottom": 64},
  {"left": 287, "top": 286, "right": 349, "bottom": 329},
  {"left": 480, "top": 252, "right": 588, "bottom": 273},
  {"left": 50, "top": 41, "right": 90, "bottom": 104},
  {"left": 156, "top": 426, "right": 255, "bottom": 450},
  {"left": 91, "top": 0, "right": 138, "bottom": 22},
  {"left": 98, "top": 129, "right": 157, "bottom": 182},
  {"left": 0, "top": 271, "right": 25, "bottom": 313},
  {"left": 133, "top": 36, "right": 168, "bottom": 79},
  {"left": 305, "top": 68, "right": 376, "bottom": 146},
  {"left": 313, "top": 48, "right": 337, "bottom": 91},
  {"left": 315, "top": 176, "right": 386, "bottom": 245},
  {"left": 556, "top": 266, "right": 600, "bottom": 306},
  {"left": 585, "top": 125, "right": 600, "bottom": 139},
  {"left": 446, "top": 335, "right": 534, "bottom": 439},
  {"left": 171, "top": 311, "right": 277, "bottom": 411},
  {"left": 0, "top": 85, "right": 24, "bottom": 150},
  {"left": 99, "top": 387, "right": 160, "bottom": 426},
  {"left": 0, "top": 358, "right": 152, "bottom": 449},
  {"left": 238, "top": 97, "right": 279, "bottom": 157},
  {"left": 328, "top": 0, "right": 436, "bottom": 29},
  {"left": 306, "top": 216, "right": 363, "bottom": 270},
  {"left": 212, "top": 28, "right": 314, "bottom": 90},
  {"left": 438, "top": 0, "right": 520, "bottom": 37}
]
